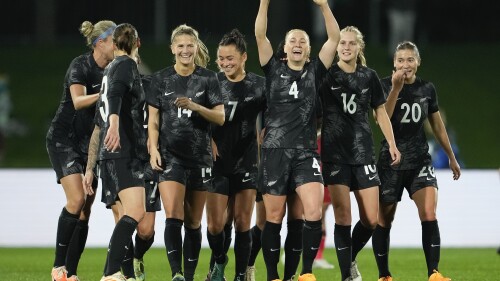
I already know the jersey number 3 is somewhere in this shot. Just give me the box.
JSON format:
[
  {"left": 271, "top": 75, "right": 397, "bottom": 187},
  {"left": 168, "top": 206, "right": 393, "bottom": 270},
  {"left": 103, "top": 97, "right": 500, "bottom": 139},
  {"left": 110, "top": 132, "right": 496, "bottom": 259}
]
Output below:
[{"left": 99, "top": 76, "right": 109, "bottom": 121}]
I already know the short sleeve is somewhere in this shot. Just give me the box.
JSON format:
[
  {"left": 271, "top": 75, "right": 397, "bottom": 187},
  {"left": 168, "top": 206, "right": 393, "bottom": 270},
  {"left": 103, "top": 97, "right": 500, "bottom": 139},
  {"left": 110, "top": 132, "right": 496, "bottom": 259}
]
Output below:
[{"left": 206, "top": 72, "right": 224, "bottom": 108}]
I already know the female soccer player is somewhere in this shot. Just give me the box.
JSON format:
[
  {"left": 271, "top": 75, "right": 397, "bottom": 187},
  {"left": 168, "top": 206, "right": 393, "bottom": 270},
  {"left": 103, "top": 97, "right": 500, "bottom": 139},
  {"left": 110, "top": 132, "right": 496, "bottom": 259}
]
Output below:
[
  {"left": 83, "top": 22, "right": 147, "bottom": 281},
  {"left": 46, "top": 19, "right": 115, "bottom": 281},
  {"left": 148, "top": 24, "right": 225, "bottom": 281},
  {"left": 205, "top": 29, "right": 266, "bottom": 281},
  {"left": 255, "top": 0, "right": 340, "bottom": 280},
  {"left": 372, "top": 41, "right": 461, "bottom": 281},
  {"left": 319, "top": 26, "right": 401, "bottom": 281}
]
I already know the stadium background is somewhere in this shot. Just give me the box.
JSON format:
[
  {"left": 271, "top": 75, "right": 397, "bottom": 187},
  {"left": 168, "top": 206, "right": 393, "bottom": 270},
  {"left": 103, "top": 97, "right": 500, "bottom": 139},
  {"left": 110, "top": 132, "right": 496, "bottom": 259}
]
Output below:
[{"left": 0, "top": 0, "right": 499, "bottom": 168}]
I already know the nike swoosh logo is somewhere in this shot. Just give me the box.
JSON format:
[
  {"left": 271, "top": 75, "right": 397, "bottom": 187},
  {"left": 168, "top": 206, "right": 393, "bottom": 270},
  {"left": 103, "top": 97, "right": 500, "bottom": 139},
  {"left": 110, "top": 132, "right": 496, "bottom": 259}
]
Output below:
[
  {"left": 92, "top": 84, "right": 101, "bottom": 88},
  {"left": 149, "top": 200, "right": 156, "bottom": 204},
  {"left": 203, "top": 179, "right": 212, "bottom": 183},
  {"left": 270, "top": 248, "right": 280, "bottom": 252},
  {"left": 301, "top": 70, "right": 308, "bottom": 78},
  {"left": 361, "top": 88, "right": 369, "bottom": 94},
  {"left": 165, "top": 91, "right": 174, "bottom": 96},
  {"left": 310, "top": 247, "right": 319, "bottom": 250},
  {"left": 292, "top": 248, "right": 302, "bottom": 252},
  {"left": 314, "top": 172, "right": 321, "bottom": 176},
  {"left": 187, "top": 258, "right": 198, "bottom": 261},
  {"left": 280, "top": 74, "right": 291, "bottom": 79},
  {"left": 431, "top": 244, "right": 440, "bottom": 247},
  {"left": 377, "top": 253, "right": 387, "bottom": 257},
  {"left": 330, "top": 170, "right": 340, "bottom": 176},
  {"left": 368, "top": 175, "right": 377, "bottom": 180},
  {"left": 195, "top": 91, "right": 205, "bottom": 97},
  {"left": 331, "top": 86, "right": 341, "bottom": 91},
  {"left": 242, "top": 178, "right": 253, "bottom": 183},
  {"left": 397, "top": 97, "right": 402, "bottom": 100},
  {"left": 426, "top": 176, "right": 434, "bottom": 180},
  {"left": 58, "top": 243, "right": 67, "bottom": 247},
  {"left": 66, "top": 160, "right": 75, "bottom": 168},
  {"left": 168, "top": 250, "right": 177, "bottom": 254},
  {"left": 337, "top": 247, "right": 349, "bottom": 251}
]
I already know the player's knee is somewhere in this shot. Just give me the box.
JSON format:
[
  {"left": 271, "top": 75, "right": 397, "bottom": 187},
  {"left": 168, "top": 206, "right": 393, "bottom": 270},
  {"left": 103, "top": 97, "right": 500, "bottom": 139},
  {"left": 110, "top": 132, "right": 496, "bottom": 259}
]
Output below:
[
  {"left": 66, "top": 197, "right": 85, "bottom": 213},
  {"left": 234, "top": 215, "right": 252, "bottom": 232},
  {"left": 137, "top": 223, "right": 155, "bottom": 238},
  {"left": 207, "top": 221, "right": 224, "bottom": 235},
  {"left": 419, "top": 210, "right": 436, "bottom": 222}
]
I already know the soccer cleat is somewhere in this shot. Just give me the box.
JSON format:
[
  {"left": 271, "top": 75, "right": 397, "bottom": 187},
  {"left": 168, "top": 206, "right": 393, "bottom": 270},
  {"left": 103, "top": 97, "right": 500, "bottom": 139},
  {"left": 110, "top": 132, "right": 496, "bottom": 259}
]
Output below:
[
  {"left": 51, "top": 266, "right": 67, "bottom": 281},
  {"left": 172, "top": 272, "right": 185, "bottom": 281},
  {"left": 210, "top": 256, "right": 228, "bottom": 281},
  {"left": 312, "top": 258, "right": 335, "bottom": 269},
  {"left": 350, "top": 261, "right": 362, "bottom": 281},
  {"left": 133, "top": 258, "right": 145, "bottom": 281},
  {"left": 428, "top": 270, "right": 451, "bottom": 281},
  {"left": 245, "top": 265, "right": 256, "bottom": 281},
  {"left": 297, "top": 273, "right": 316, "bottom": 281},
  {"left": 67, "top": 276, "right": 80, "bottom": 281},
  {"left": 100, "top": 271, "right": 127, "bottom": 281},
  {"left": 378, "top": 277, "right": 393, "bottom": 281}
]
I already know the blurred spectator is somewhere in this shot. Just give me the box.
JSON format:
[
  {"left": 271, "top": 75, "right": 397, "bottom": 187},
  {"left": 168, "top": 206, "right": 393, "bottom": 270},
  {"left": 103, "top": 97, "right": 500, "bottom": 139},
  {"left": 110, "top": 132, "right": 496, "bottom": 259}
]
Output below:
[
  {"left": 425, "top": 110, "right": 463, "bottom": 169},
  {"left": 386, "top": 0, "right": 418, "bottom": 57},
  {"left": 0, "top": 74, "right": 12, "bottom": 163}
]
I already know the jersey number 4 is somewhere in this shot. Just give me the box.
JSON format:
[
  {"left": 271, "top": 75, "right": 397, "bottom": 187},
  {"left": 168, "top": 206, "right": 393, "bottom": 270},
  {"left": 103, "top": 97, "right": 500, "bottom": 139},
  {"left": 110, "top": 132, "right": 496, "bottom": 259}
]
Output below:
[{"left": 289, "top": 81, "right": 299, "bottom": 99}]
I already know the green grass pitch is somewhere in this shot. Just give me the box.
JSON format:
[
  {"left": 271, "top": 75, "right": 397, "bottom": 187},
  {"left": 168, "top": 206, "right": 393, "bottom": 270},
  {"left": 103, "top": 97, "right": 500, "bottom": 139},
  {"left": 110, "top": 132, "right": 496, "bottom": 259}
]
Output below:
[{"left": 0, "top": 247, "right": 498, "bottom": 280}]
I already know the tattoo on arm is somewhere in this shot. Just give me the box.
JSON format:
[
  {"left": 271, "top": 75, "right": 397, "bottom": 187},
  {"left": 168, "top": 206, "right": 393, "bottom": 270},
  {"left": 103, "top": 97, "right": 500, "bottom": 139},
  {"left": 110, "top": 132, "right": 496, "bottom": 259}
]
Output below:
[{"left": 87, "top": 126, "right": 101, "bottom": 172}]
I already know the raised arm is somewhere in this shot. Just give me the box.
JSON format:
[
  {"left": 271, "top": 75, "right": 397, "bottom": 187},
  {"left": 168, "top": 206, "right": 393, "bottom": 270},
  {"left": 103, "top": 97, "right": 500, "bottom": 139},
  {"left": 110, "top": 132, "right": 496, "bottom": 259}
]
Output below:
[
  {"left": 384, "top": 69, "right": 406, "bottom": 118},
  {"left": 255, "top": 0, "right": 273, "bottom": 66},
  {"left": 316, "top": 0, "right": 340, "bottom": 69},
  {"left": 428, "top": 111, "right": 461, "bottom": 180}
]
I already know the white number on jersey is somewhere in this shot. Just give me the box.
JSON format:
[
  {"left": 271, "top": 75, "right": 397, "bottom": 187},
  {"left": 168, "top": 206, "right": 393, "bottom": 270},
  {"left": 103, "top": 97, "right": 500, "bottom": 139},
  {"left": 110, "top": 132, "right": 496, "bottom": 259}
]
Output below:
[
  {"left": 289, "top": 81, "right": 299, "bottom": 99},
  {"left": 99, "top": 76, "right": 109, "bottom": 121},
  {"left": 142, "top": 102, "right": 148, "bottom": 128},
  {"left": 363, "top": 164, "right": 377, "bottom": 175},
  {"left": 341, "top": 93, "right": 357, "bottom": 114},
  {"left": 228, "top": 101, "right": 238, "bottom": 121},
  {"left": 401, "top": 103, "right": 422, "bottom": 123},
  {"left": 312, "top": 158, "right": 321, "bottom": 173},
  {"left": 177, "top": 98, "right": 193, "bottom": 118},
  {"left": 417, "top": 165, "right": 435, "bottom": 178},
  {"left": 201, "top": 167, "right": 212, "bottom": 178}
]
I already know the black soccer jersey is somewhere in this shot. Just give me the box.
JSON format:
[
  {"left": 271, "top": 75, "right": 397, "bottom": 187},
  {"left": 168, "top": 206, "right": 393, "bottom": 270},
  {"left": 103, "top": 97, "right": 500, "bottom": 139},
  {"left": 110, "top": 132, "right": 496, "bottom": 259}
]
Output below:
[
  {"left": 261, "top": 56, "right": 326, "bottom": 149},
  {"left": 95, "top": 55, "right": 148, "bottom": 161},
  {"left": 47, "top": 52, "right": 104, "bottom": 147},
  {"left": 378, "top": 76, "right": 439, "bottom": 170},
  {"left": 320, "top": 64, "right": 386, "bottom": 165},
  {"left": 213, "top": 72, "right": 266, "bottom": 174},
  {"left": 148, "top": 66, "right": 224, "bottom": 168}
]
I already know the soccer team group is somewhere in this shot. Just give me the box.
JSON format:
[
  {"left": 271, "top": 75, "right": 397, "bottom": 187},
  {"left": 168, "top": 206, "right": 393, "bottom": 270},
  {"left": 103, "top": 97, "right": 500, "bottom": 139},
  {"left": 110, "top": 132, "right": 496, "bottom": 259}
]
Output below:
[{"left": 46, "top": 1, "right": 461, "bottom": 281}]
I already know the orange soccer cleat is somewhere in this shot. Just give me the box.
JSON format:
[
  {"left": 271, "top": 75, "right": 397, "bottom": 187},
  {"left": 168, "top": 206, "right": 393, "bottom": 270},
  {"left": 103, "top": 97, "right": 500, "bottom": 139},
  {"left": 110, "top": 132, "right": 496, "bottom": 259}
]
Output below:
[
  {"left": 429, "top": 270, "right": 451, "bottom": 281},
  {"left": 51, "top": 266, "right": 67, "bottom": 281}
]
